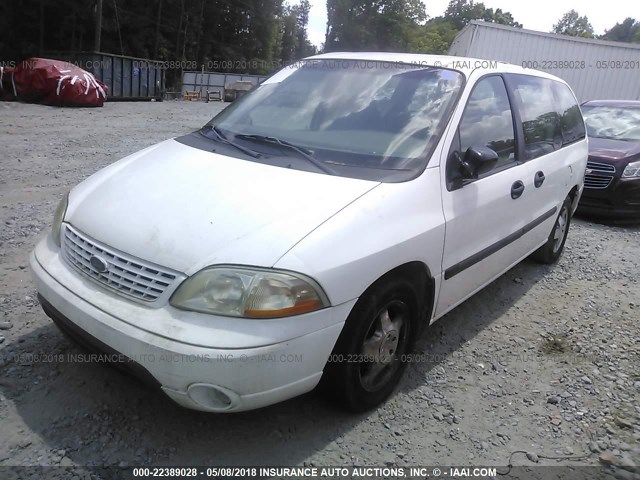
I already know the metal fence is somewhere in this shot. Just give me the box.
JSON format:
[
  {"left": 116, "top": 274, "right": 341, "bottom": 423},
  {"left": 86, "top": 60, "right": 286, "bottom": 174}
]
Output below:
[{"left": 181, "top": 71, "right": 268, "bottom": 99}]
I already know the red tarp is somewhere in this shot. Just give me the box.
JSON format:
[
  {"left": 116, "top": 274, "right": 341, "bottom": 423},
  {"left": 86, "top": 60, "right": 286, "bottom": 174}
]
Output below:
[{"left": 0, "top": 58, "right": 107, "bottom": 107}]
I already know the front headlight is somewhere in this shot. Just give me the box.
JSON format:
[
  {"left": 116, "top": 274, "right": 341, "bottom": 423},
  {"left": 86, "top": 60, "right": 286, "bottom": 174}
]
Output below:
[
  {"left": 622, "top": 160, "right": 640, "bottom": 178},
  {"left": 51, "top": 192, "right": 69, "bottom": 247},
  {"left": 170, "top": 267, "right": 330, "bottom": 318}
]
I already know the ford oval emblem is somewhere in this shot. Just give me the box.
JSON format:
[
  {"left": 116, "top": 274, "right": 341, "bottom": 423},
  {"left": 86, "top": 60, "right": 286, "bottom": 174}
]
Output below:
[{"left": 90, "top": 255, "right": 109, "bottom": 273}]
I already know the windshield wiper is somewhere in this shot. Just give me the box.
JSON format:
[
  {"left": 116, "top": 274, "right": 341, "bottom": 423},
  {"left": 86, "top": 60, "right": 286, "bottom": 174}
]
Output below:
[
  {"left": 202, "top": 125, "right": 262, "bottom": 159},
  {"left": 235, "top": 134, "right": 337, "bottom": 175}
]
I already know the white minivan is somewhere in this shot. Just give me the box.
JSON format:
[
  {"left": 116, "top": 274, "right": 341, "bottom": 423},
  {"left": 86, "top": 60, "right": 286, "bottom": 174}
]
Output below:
[{"left": 31, "top": 53, "right": 588, "bottom": 412}]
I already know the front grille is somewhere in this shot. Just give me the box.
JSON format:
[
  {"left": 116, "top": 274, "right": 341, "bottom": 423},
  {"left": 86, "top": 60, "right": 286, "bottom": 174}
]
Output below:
[
  {"left": 584, "top": 176, "right": 613, "bottom": 189},
  {"left": 585, "top": 161, "right": 615, "bottom": 189},
  {"left": 62, "top": 224, "right": 183, "bottom": 303}
]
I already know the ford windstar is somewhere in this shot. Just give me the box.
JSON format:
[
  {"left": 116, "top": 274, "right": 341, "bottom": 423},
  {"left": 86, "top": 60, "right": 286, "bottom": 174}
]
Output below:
[{"left": 31, "top": 53, "right": 588, "bottom": 412}]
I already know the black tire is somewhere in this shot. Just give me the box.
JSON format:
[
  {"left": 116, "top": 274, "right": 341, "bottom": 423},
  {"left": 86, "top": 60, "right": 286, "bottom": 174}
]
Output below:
[
  {"left": 320, "top": 276, "right": 419, "bottom": 412},
  {"left": 531, "top": 196, "right": 572, "bottom": 264}
]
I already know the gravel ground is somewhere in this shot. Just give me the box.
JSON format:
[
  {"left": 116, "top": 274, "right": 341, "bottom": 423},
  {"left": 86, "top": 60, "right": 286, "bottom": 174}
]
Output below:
[{"left": 0, "top": 101, "right": 639, "bottom": 478}]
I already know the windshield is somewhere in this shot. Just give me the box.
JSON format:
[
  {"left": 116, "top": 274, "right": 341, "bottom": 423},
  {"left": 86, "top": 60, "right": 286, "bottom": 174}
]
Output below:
[
  {"left": 206, "top": 60, "right": 464, "bottom": 181},
  {"left": 582, "top": 105, "right": 640, "bottom": 142}
]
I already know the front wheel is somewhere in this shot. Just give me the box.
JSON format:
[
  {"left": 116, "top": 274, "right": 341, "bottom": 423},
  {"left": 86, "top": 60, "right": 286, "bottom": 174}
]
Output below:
[
  {"left": 320, "top": 277, "right": 419, "bottom": 412},
  {"left": 531, "top": 196, "right": 572, "bottom": 264}
]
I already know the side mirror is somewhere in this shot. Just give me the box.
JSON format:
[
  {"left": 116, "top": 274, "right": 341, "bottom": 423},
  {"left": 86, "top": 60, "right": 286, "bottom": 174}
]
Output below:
[{"left": 459, "top": 146, "right": 499, "bottom": 179}]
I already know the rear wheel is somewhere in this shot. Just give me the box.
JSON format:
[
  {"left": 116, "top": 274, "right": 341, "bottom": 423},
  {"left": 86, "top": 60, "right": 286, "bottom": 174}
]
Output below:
[
  {"left": 321, "top": 277, "right": 419, "bottom": 412},
  {"left": 531, "top": 196, "right": 572, "bottom": 264}
]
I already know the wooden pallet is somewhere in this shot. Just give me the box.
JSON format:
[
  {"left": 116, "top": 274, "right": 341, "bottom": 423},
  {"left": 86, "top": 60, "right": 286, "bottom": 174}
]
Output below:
[{"left": 183, "top": 90, "right": 201, "bottom": 101}]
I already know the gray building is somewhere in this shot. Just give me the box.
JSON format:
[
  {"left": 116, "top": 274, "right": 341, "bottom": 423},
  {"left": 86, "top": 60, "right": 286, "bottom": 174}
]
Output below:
[{"left": 449, "top": 20, "right": 640, "bottom": 101}]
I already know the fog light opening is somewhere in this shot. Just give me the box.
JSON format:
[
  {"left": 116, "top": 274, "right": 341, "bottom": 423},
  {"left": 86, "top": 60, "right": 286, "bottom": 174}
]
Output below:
[{"left": 186, "top": 383, "right": 239, "bottom": 411}]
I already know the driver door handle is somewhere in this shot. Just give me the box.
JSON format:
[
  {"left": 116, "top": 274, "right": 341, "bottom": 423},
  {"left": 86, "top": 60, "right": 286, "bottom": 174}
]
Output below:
[
  {"left": 511, "top": 180, "right": 525, "bottom": 199},
  {"left": 534, "top": 171, "right": 546, "bottom": 188}
]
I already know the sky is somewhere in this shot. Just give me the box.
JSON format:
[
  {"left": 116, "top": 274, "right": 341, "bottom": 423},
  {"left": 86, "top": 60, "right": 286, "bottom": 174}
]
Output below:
[{"left": 293, "top": 0, "right": 640, "bottom": 48}]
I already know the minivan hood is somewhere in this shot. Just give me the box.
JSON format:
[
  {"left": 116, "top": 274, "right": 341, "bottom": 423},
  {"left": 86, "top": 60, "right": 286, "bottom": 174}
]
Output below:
[
  {"left": 589, "top": 137, "right": 640, "bottom": 162},
  {"left": 66, "top": 139, "right": 378, "bottom": 274}
]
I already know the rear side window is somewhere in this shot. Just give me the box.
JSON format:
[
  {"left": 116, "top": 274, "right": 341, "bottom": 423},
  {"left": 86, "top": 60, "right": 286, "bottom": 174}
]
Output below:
[
  {"left": 508, "top": 75, "right": 562, "bottom": 160},
  {"left": 553, "top": 82, "right": 586, "bottom": 145},
  {"left": 458, "top": 75, "right": 516, "bottom": 169}
]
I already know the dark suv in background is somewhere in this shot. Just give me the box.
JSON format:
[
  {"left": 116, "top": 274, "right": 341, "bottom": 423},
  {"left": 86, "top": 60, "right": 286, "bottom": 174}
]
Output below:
[{"left": 578, "top": 100, "right": 640, "bottom": 221}]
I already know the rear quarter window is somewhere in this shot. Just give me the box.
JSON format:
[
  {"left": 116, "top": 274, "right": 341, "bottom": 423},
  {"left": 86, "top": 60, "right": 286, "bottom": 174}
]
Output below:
[{"left": 553, "top": 82, "right": 586, "bottom": 145}]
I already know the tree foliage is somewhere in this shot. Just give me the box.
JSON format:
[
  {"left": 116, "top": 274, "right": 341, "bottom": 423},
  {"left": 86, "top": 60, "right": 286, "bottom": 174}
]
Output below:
[
  {"left": 601, "top": 17, "right": 640, "bottom": 43},
  {"left": 410, "top": 17, "right": 459, "bottom": 54},
  {"left": 444, "top": 0, "right": 521, "bottom": 30},
  {"left": 0, "top": 0, "right": 549, "bottom": 84},
  {"left": 552, "top": 10, "right": 595, "bottom": 38},
  {"left": 325, "top": 0, "right": 427, "bottom": 51},
  {"left": 483, "top": 8, "right": 522, "bottom": 28},
  {"left": 325, "top": 0, "right": 521, "bottom": 54},
  {"left": 281, "top": 0, "right": 316, "bottom": 63},
  {"left": 0, "top": 0, "right": 315, "bottom": 76}
]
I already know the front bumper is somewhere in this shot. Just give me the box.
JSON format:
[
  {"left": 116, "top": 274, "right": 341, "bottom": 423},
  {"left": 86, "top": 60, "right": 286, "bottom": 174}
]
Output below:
[
  {"left": 30, "top": 235, "right": 354, "bottom": 412},
  {"left": 578, "top": 177, "right": 640, "bottom": 220}
]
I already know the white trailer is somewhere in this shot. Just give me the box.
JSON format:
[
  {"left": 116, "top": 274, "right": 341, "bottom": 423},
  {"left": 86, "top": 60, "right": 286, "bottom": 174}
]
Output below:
[{"left": 449, "top": 20, "right": 640, "bottom": 101}]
